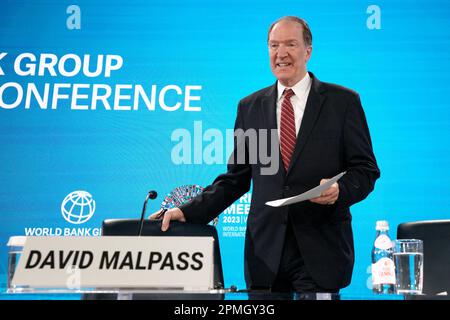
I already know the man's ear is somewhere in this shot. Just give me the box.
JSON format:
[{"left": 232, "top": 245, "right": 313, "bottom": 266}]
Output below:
[{"left": 305, "top": 46, "right": 313, "bottom": 63}]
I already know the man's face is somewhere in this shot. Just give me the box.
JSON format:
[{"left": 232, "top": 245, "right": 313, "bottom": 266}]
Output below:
[{"left": 268, "top": 20, "right": 312, "bottom": 87}]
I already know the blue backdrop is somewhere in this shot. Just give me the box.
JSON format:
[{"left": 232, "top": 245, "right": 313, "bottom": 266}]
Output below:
[{"left": 1, "top": 0, "right": 449, "bottom": 297}]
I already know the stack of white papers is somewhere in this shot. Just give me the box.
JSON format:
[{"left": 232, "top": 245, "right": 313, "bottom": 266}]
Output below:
[{"left": 265, "top": 172, "right": 346, "bottom": 207}]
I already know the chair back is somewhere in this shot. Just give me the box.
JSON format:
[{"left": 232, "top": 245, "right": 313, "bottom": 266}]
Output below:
[{"left": 397, "top": 220, "right": 450, "bottom": 295}]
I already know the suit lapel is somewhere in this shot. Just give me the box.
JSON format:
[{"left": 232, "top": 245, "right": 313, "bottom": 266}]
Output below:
[
  {"left": 287, "top": 73, "right": 326, "bottom": 175},
  {"left": 260, "top": 83, "right": 287, "bottom": 176},
  {"left": 261, "top": 83, "right": 278, "bottom": 131}
]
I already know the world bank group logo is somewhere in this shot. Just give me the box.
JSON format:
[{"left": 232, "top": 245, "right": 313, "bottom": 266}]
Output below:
[{"left": 61, "top": 191, "right": 96, "bottom": 224}]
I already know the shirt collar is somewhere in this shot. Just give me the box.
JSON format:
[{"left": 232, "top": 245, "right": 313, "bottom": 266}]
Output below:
[{"left": 277, "top": 72, "right": 311, "bottom": 101}]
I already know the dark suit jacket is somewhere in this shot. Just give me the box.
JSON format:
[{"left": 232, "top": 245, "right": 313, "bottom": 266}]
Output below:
[{"left": 180, "top": 72, "right": 380, "bottom": 290}]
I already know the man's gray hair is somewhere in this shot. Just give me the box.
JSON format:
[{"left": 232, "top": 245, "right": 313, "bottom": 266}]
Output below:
[{"left": 267, "top": 16, "right": 312, "bottom": 46}]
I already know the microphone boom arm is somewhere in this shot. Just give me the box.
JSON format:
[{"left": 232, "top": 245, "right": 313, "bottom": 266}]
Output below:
[{"left": 138, "top": 190, "right": 157, "bottom": 236}]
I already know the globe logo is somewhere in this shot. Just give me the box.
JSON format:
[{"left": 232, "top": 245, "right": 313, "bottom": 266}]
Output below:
[{"left": 61, "top": 191, "right": 96, "bottom": 224}]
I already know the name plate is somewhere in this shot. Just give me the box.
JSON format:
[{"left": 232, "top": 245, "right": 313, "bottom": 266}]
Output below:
[{"left": 12, "top": 236, "right": 214, "bottom": 290}]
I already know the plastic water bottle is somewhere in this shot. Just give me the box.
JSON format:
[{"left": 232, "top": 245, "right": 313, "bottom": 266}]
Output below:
[{"left": 371, "top": 220, "right": 396, "bottom": 294}]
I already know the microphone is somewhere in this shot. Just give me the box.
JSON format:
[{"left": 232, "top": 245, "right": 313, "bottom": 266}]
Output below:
[{"left": 138, "top": 190, "right": 158, "bottom": 236}]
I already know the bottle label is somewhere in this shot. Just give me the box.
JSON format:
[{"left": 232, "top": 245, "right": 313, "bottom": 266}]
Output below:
[
  {"left": 372, "top": 258, "right": 396, "bottom": 285},
  {"left": 374, "top": 234, "right": 393, "bottom": 250}
]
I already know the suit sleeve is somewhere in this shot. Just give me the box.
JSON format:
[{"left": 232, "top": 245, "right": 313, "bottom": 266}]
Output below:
[
  {"left": 337, "top": 94, "right": 380, "bottom": 208},
  {"left": 179, "top": 101, "right": 252, "bottom": 224}
]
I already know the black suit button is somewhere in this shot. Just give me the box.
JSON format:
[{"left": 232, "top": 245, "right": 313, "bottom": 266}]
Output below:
[{"left": 283, "top": 186, "right": 290, "bottom": 191}]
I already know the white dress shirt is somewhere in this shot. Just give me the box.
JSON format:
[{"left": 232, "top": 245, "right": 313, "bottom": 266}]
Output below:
[{"left": 276, "top": 72, "right": 312, "bottom": 139}]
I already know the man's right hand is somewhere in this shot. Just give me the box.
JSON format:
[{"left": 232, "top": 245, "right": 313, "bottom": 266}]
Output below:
[{"left": 149, "top": 208, "right": 186, "bottom": 232}]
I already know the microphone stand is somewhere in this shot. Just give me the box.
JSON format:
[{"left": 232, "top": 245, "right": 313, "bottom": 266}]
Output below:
[{"left": 138, "top": 190, "right": 157, "bottom": 236}]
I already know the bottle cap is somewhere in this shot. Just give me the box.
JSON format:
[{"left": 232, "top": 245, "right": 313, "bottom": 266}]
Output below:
[
  {"left": 376, "top": 220, "right": 389, "bottom": 231},
  {"left": 6, "top": 236, "right": 27, "bottom": 247}
]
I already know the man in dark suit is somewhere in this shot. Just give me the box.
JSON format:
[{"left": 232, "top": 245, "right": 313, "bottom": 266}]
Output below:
[{"left": 152, "top": 16, "right": 380, "bottom": 293}]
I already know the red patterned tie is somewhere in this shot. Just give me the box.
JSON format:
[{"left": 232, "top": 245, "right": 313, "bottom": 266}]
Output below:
[{"left": 280, "top": 89, "right": 296, "bottom": 171}]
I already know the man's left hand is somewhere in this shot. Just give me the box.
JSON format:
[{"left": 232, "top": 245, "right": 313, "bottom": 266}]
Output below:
[{"left": 310, "top": 179, "right": 339, "bottom": 205}]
